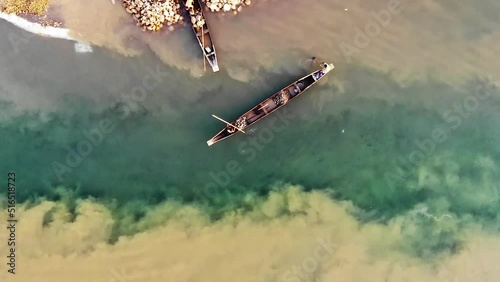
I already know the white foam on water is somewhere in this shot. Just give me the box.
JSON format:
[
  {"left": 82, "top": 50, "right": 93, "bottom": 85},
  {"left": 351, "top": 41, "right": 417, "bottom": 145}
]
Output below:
[
  {"left": 0, "top": 11, "right": 74, "bottom": 41},
  {"left": 74, "top": 42, "right": 93, "bottom": 53}
]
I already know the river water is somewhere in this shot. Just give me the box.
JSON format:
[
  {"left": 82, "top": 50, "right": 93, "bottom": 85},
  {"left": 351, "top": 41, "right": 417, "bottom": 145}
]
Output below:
[{"left": 1, "top": 0, "right": 500, "bottom": 281}]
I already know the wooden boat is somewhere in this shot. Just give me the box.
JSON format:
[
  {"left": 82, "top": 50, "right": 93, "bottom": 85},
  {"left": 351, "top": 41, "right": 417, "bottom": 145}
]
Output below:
[
  {"left": 184, "top": 0, "right": 219, "bottom": 72},
  {"left": 207, "top": 60, "right": 334, "bottom": 146}
]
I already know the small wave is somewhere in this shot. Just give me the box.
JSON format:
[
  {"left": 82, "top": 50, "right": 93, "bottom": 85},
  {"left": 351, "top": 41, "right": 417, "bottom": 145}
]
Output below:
[{"left": 0, "top": 11, "right": 74, "bottom": 41}]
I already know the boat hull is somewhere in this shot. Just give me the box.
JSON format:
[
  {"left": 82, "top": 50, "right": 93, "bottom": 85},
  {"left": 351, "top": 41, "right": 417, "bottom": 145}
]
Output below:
[
  {"left": 184, "top": 0, "right": 219, "bottom": 72},
  {"left": 207, "top": 62, "right": 334, "bottom": 146}
]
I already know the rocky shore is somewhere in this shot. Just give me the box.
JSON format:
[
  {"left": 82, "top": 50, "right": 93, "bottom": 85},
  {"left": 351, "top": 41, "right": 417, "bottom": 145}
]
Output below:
[
  {"left": 0, "top": 0, "right": 66, "bottom": 32},
  {"left": 204, "top": 0, "right": 251, "bottom": 13},
  {"left": 122, "top": 0, "right": 182, "bottom": 31},
  {"left": 122, "top": 0, "right": 253, "bottom": 32},
  {"left": 0, "top": 0, "right": 49, "bottom": 16}
]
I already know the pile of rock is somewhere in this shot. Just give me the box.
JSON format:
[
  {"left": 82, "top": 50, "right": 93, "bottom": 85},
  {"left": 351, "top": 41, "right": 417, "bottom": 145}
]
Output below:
[
  {"left": 190, "top": 11, "right": 205, "bottom": 28},
  {"left": 0, "top": 0, "right": 50, "bottom": 16},
  {"left": 122, "top": 0, "right": 182, "bottom": 31},
  {"left": 203, "top": 0, "right": 252, "bottom": 13},
  {"left": 40, "top": 20, "right": 62, "bottom": 27}
]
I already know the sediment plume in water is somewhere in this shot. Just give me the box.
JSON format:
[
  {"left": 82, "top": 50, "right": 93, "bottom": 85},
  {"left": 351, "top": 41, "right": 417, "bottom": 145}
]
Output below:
[
  {"left": 44, "top": 0, "right": 500, "bottom": 83},
  {"left": 1, "top": 187, "right": 500, "bottom": 281}
]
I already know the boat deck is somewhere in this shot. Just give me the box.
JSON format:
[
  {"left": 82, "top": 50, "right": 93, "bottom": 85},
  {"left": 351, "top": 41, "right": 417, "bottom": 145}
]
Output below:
[
  {"left": 240, "top": 74, "right": 316, "bottom": 127},
  {"left": 196, "top": 25, "right": 214, "bottom": 55}
]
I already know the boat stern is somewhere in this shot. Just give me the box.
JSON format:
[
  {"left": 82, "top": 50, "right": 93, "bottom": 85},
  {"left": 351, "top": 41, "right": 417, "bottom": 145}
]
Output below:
[
  {"left": 206, "top": 52, "right": 219, "bottom": 72},
  {"left": 211, "top": 63, "right": 220, "bottom": 72},
  {"left": 206, "top": 133, "right": 225, "bottom": 146}
]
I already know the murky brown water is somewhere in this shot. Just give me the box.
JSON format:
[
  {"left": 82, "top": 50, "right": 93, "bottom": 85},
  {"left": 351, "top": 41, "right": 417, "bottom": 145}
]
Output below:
[{"left": 50, "top": 0, "right": 500, "bottom": 82}]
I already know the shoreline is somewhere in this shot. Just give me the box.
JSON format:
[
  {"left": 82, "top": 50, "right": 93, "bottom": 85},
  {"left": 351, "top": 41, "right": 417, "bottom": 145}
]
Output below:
[
  {"left": 0, "top": 10, "right": 74, "bottom": 41},
  {"left": 0, "top": 0, "right": 254, "bottom": 44}
]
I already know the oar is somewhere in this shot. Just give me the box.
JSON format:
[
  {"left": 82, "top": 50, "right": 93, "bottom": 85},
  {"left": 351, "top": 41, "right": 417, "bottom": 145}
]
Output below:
[
  {"left": 212, "top": 115, "right": 246, "bottom": 134},
  {"left": 312, "top": 56, "right": 322, "bottom": 68},
  {"left": 202, "top": 25, "right": 206, "bottom": 72},
  {"left": 310, "top": 56, "right": 331, "bottom": 84}
]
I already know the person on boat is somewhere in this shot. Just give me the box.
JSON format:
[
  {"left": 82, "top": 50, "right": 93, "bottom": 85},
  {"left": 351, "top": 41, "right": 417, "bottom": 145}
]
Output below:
[
  {"left": 313, "top": 70, "right": 324, "bottom": 80},
  {"left": 227, "top": 125, "right": 236, "bottom": 133}
]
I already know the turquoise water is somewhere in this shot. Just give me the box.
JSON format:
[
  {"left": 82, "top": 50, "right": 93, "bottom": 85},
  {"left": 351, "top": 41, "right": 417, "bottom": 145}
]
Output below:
[{"left": 1, "top": 10, "right": 500, "bottom": 270}]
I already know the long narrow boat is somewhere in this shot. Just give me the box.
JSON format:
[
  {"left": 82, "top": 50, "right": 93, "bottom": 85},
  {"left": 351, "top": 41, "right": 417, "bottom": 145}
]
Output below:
[
  {"left": 184, "top": 0, "right": 219, "bottom": 72},
  {"left": 207, "top": 60, "right": 334, "bottom": 146}
]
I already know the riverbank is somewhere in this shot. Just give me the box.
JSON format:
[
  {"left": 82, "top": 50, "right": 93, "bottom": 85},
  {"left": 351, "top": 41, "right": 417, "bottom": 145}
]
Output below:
[
  {"left": 0, "top": 0, "right": 254, "bottom": 36},
  {"left": 0, "top": 0, "right": 74, "bottom": 40},
  {"left": 0, "top": 0, "right": 49, "bottom": 16},
  {"left": 0, "top": 10, "right": 72, "bottom": 40},
  {"left": 0, "top": 0, "right": 259, "bottom": 79}
]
